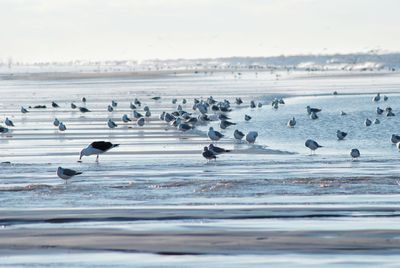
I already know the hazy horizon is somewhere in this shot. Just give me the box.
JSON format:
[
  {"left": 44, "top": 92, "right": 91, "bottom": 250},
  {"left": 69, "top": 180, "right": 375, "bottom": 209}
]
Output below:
[{"left": 1, "top": 0, "right": 400, "bottom": 62}]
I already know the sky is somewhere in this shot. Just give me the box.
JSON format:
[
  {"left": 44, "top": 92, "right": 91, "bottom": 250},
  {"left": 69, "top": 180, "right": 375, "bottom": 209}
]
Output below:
[{"left": 0, "top": 0, "right": 399, "bottom": 62}]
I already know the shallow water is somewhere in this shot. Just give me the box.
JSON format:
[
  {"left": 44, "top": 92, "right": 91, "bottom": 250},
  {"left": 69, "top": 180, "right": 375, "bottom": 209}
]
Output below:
[{"left": 1, "top": 71, "right": 400, "bottom": 266}]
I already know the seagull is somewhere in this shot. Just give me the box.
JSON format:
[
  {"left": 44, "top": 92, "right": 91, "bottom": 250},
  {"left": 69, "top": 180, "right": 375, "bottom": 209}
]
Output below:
[
  {"left": 145, "top": 110, "right": 151, "bottom": 117},
  {"left": 208, "top": 127, "right": 224, "bottom": 141},
  {"left": 372, "top": 93, "right": 381, "bottom": 102},
  {"left": 137, "top": 117, "right": 145, "bottom": 126},
  {"left": 384, "top": 95, "right": 388, "bottom": 101},
  {"left": 130, "top": 102, "right": 137, "bottom": 110},
  {"left": 209, "top": 144, "right": 231, "bottom": 155},
  {"left": 107, "top": 119, "right": 118, "bottom": 128},
  {"left": 235, "top": 98, "right": 243, "bottom": 105},
  {"left": 350, "top": 149, "right": 360, "bottom": 160},
  {"left": 365, "top": 118, "right": 372, "bottom": 126},
  {"left": 21, "top": 107, "right": 29, "bottom": 114},
  {"left": 387, "top": 110, "right": 395, "bottom": 117},
  {"left": 397, "top": 142, "right": 400, "bottom": 151},
  {"left": 245, "top": 115, "right": 252, "bottom": 121},
  {"left": 391, "top": 134, "right": 400, "bottom": 144},
  {"left": 79, "top": 107, "right": 90, "bottom": 113},
  {"left": 373, "top": 118, "right": 380, "bottom": 124},
  {"left": 159, "top": 112, "right": 166, "bottom": 121},
  {"left": 0, "top": 126, "right": 9, "bottom": 133},
  {"left": 122, "top": 114, "right": 131, "bottom": 123},
  {"left": 310, "top": 112, "right": 318, "bottom": 120},
  {"left": 340, "top": 111, "right": 347, "bottom": 116},
  {"left": 272, "top": 101, "right": 279, "bottom": 109},
  {"left": 152, "top": 96, "right": 161, "bottom": 101},
  {"left": 336, "top": 130, "right": 347, "bottom": 140},
  {"left": 306, "top": 106, "right": 321, "bottom": 115},
  {"left": 52, "top": 101, "right": 59, "bottom": 108},
  {"left": 134, "top": 98, "right": 141, "bottom": 107},
  {"left": 107, "top": 105, "right": 114, "bottom": 112},
  {"left": 5, "top": 118, "right": 14, "bottom": 127},
  {"left": 234, "top": 129, "right": 245, "bottom": 141},
  {"left": 111, "top": 100, "right": 118, "bottom": 107},
  {"left": 57, "top": 167, "right": 82, "bottom": 184},
  {"left": 257, "top": 102, "right": 263, "bottom": 108},
  {"left": 164, "top": 113, "right": 175, "bottom": 123},
  {"left": 182, "top": 98, "right": 187, "bottom": 104},
  {"left": 79, "top": 141, "right": 119, "bottom": 162},
  {"left": 246, "top": 131, "right": 258, "bottom": 144},
  {"left": 71, "top": 103, "right": 77, "bottom": 109},
  {"left": 305, "top": 139, "right": 322, "bottom": 154},
  {"left": 377, "top": 107, "right": 384, "bottom": 115},
  {"left": 218, "top": 114, "right": 230, "bottom": 121},
  {"left": 220, "top": 120, "right": 236, "bottom": 129},
  {"left": 53, "top": 118, "right": 60, "bottom": 127},
  {"left": 172, "top": 98, "right": 177, "bottom": 104},
  {"left": 82, "top": 97, "right": 87, "bottom": 103},
  {"left": 202, "top": 147, "right": 217, "bottom": 161},
  {"left": 178, "top": 123, "right": 192, "bottom": 132},
  {"left": 287, "top": 117, "right": 296, "bottom": 127},
  {"left": 58, "top": 122, "right": 66, "bottom": 131},
  {"left": 133, "top": 110, "right": 143, "bottom": 119},
  {"left": 250, "top": 100, "right": 256, "bottom": 108}
]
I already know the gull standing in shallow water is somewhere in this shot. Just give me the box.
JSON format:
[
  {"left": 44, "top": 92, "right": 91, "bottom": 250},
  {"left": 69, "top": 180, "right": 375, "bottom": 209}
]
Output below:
[
  {"left": 391, "top": 134, "right": 400, "bottom": 144},
  {"left": 79, "top": 141, "right": 119, "bottom": 162},
  {"left": 246, "top": 131, "right": 258, "bottom": 144},
  {"left": 208, "top": 127, "right": 224, "bottom": 141},
  {"left": 202, "top": 147, "right": 217, "bottom": 161},
  {"left": 21, "top": 107, "right": 29, "bottom": 114},
  {"left": 287, "top": 117, "right": 296, "bottom": 127},
  {"left": 350, "top": 149, "right": 360, "bottom": 160},
  {"left": 305, "top": 139, "right": 323, "bottom": 154},
  {"left": 57, "top": 167, "right": 82, "bottom": 184},
  {"left": 108, "top": 119, "right": 118, "bottom": 128},
  {"left": 336, "top": 130, "right": 347, "bottom": 140},
  {"left": 5, "top": 118, "right": 14, "bottom": 127},
  {"left": 234, "top": 129, "right": 245, "bottom": 141},
  {"left": 208, "top": 144, "right": 231, "bottom": 155}
]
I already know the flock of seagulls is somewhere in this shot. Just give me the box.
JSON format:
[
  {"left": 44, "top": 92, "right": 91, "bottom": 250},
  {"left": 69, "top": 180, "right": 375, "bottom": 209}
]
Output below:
[
  {"left": 1, "top": 92, "right": 398, "bottom": 183},
  {"left": 303, "top": 92, "right": 397, "bottom": 160}
]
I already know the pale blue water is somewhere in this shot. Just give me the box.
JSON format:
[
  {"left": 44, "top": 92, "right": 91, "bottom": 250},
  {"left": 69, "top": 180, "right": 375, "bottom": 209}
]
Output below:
[{"left": 1, "top": 71, "right": 400, "bottom": 266}]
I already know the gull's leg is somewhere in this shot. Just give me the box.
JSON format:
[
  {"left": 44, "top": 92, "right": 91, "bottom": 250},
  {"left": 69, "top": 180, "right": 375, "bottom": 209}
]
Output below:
[{"left": 96, "top": 155, "right": 99, "bottom": 163}]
